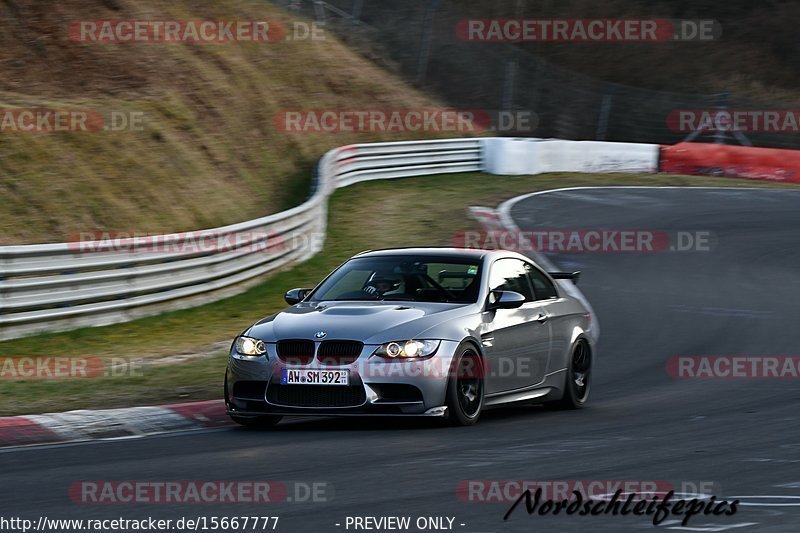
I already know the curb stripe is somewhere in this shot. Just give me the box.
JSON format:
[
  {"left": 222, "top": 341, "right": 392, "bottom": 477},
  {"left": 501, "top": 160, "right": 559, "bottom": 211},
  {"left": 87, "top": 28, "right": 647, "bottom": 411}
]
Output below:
[
  {"left": 0, "top": 400, "right": 231, "bottom": 449},
  {"left": 0, "top": 417, "right": 64, "bottom": 447},
  {"left": 165, "top": 400, "right": 232, "bottom": 428}
]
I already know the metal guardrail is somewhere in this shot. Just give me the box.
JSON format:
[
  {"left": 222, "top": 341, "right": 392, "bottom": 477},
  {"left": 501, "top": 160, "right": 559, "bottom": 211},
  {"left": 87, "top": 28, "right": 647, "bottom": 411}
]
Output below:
[{"left": 0, "top": 138, "right": 483, "bottom": 340}]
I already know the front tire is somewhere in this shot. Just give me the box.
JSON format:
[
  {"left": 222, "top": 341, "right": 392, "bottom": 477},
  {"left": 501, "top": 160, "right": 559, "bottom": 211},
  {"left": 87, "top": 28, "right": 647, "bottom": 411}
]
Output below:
[
  {"left": 445, "top": 345, "right": 484, "bottom": 426},
  {"left": 547, "top": 338, "right": 591, "bottom": 410}
]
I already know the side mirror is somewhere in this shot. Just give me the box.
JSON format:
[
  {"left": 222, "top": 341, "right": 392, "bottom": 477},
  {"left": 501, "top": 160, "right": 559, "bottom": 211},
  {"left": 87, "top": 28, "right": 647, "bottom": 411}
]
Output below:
[
  {"left": 284, "top": 288, "right": 312, "bottom": 305},
  {"left": 486, "top": 290, "right": 526, "bottom": 310}
]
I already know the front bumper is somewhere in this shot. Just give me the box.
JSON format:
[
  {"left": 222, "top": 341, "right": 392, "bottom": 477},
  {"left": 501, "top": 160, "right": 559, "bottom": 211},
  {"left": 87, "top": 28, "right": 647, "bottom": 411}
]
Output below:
[
  {"left": 227, "top": 405, "right": 449, "bottom": 418},
  {"left": 226, "top": 340, "right": 460, "bottom": 417}
]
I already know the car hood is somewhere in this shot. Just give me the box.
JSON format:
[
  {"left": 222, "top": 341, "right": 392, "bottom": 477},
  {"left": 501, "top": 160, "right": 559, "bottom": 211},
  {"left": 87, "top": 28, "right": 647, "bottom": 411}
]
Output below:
[{"left": 247, "top": 301, "right": 474, "bottom": 344}]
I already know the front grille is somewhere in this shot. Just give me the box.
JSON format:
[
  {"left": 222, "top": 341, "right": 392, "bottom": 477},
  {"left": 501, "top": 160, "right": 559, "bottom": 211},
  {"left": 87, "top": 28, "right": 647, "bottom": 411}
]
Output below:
[
  {"left": 317, "top": 341, "right": 364, "bottom": 366},
  {"left": 277, "top": 340, "right": 315, "bottom": 365},
  {"left": 266, "top": 384, "right": 366, "bottom": 407}
]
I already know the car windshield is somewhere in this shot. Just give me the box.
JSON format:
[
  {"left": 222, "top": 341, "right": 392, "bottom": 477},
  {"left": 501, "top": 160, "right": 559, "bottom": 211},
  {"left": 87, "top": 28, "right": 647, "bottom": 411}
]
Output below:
[{"left": 308, "top": 255, "right": 483, "bottom": 304}]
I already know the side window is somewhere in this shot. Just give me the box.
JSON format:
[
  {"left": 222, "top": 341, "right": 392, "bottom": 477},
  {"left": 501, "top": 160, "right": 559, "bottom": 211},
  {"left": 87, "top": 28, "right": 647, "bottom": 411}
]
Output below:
[
  {"left": 526, "top": 264, "right": 558, "bottom": 300},
  {"left": 489, "top": 259, "right": 535, "bottom": 301}
]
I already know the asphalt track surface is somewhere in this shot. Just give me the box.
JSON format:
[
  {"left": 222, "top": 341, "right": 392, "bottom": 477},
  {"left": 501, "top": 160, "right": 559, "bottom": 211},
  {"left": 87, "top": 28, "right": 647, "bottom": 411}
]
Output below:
[{"left": 3, "top": 187, "right": 800, "bottom": 533}]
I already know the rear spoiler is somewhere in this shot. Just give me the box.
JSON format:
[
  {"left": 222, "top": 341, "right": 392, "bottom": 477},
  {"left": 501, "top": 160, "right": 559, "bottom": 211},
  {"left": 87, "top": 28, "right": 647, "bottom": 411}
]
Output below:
[{"left": 548, "top": 271, "right": 581, "bottom": 285}]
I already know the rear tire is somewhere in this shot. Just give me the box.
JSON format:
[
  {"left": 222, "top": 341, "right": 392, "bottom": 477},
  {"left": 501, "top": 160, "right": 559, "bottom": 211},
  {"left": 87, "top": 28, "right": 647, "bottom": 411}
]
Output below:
[
  {"left": 546, "top": 338, "right": 591, "bottom": 410},
  {"left": 445, "top": 345, "right": 484, "bottom": 426}
]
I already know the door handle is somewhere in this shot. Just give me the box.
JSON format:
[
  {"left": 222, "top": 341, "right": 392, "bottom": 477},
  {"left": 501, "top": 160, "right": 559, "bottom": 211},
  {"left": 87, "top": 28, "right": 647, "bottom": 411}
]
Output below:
[{"left": 535, "top": 312, "right": 549, "bottom": 323}]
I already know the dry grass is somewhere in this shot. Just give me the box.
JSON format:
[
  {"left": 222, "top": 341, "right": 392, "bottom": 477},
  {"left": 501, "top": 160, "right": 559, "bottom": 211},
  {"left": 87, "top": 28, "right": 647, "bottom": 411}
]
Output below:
[{"left": 0, "top": 0, "right": 459, "bottom": 244}]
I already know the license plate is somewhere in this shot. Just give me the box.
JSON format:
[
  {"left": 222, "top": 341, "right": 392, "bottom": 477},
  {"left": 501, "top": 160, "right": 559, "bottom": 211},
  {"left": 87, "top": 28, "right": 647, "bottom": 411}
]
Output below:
[{"left": 281, "top": 369, "right": 349, "bottom": 386}]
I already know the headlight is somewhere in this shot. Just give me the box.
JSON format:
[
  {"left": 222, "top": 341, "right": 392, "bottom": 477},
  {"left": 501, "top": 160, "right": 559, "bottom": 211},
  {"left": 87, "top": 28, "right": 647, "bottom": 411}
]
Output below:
[
  {"left": 374, "top": 340, "right": 440, "bottom": 359},
  {"left": 234, "top": 336, "right": 267, "bottom": 357}
]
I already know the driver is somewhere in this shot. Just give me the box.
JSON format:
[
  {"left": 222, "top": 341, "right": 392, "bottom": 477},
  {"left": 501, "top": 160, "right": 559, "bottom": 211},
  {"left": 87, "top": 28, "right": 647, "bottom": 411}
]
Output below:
[{"left": 364, "top": 271, "right": 402, "bottom": 298}]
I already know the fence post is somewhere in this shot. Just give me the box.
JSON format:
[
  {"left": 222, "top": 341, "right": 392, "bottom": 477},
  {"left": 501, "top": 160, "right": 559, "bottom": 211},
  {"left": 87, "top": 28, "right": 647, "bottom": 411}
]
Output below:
[
  {"left": 714, "top": 93, "right": 729, "bottom": 144},
  {"left": 351, "top": 0, "right": 363, "bottom": 22},
  {"left": 502, "top": 47, "right": 519, "bottom": 112},
  {"left": 501, "top": 0, "right": 524, "bottom": 111},
  {"left": 595, "top": 93, "right": 613, "bottom": 140},
  {"left": 524, "top": 57, "right": 543, "bottom": 135},
  {"left": 416, "top": 0, "right": 442, "bottom": 84},
  {"left": 313, "top": 0, "right": 326, "bottom": 25}
]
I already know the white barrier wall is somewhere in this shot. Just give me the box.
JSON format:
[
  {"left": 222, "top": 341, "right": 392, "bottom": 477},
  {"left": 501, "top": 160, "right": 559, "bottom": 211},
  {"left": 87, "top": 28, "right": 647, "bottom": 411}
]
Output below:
[
  {"left": 483, "top": 137, "right": 660, "bottom": 175},
  {"left": 0, "top": 137, "right": 658, "bottom": 340}
]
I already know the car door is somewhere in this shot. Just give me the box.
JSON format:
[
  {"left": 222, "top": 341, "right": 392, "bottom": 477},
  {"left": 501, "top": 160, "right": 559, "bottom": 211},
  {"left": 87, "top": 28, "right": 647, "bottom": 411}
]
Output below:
[
  {"left": 524, "top": 262, "right": 561, "bottom": 376},
  {"left": 482, "top": 258, "right": 552, "bottom": 394}
]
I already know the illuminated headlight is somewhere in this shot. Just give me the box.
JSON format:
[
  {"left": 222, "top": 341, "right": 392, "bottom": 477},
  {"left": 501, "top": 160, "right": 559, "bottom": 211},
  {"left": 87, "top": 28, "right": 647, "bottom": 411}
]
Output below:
[
  {"left": 234, "top": 336, "right": 267, "bottom": 357},
  {"left": 374, "top": 340, "right": 440, "bottom": 359}
]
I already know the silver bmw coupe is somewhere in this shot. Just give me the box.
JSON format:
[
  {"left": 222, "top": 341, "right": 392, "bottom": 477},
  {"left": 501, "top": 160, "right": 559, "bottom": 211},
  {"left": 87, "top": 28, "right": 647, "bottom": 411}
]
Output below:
[{"left": 225, "top": 248, "right": 597, "bottom": 426}]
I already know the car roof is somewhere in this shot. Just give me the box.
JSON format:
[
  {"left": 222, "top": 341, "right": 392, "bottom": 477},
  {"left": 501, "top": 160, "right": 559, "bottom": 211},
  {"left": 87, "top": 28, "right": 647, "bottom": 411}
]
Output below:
[{"left": 353, "top": 247, "right": 515, "bottom": 261}]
